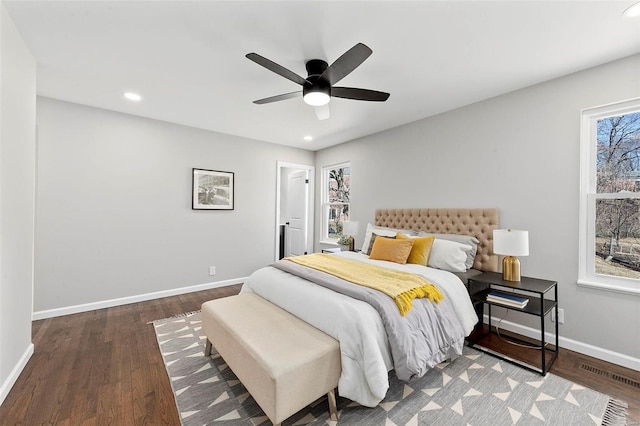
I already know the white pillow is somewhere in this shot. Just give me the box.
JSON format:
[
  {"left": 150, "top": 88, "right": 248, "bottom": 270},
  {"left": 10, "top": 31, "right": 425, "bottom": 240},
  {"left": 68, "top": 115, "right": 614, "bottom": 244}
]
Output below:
[
  {"left": 419, "top": 232, "right": 479, "bottom": 270},
  {"left": 360, "top": 223, "right": 416, "bottom": 255},
  {"left": 428, "top": 239, "right": 472, "bottom": 273}
]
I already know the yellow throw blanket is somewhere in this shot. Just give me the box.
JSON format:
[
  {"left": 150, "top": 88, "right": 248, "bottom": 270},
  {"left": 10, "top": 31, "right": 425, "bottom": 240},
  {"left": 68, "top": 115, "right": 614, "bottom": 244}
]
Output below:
[{"left": 285, "top": 253, "right": 443, "bottom": 316}]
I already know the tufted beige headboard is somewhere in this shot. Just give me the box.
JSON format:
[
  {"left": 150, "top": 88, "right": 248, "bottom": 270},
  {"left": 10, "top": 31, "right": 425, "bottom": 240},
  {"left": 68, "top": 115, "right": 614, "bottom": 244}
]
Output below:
[{"left": 375, "top": 208, "right": 499, "bottom": 272}]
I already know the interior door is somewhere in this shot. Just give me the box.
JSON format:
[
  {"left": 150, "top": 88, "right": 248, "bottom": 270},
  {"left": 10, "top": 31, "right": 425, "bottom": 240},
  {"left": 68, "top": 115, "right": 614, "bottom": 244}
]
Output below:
[{"left": 286, "top": 170, "right": 309, "bottom": 257}]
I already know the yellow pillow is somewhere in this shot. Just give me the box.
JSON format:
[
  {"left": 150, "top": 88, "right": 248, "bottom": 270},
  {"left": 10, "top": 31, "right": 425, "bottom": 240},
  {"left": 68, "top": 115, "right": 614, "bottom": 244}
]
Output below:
[
  {"left": 396, "top": 233, "right": 435, "bottom": 266},
  {"left": 369, "top": 236, "right": 414, "bottom": 264}
]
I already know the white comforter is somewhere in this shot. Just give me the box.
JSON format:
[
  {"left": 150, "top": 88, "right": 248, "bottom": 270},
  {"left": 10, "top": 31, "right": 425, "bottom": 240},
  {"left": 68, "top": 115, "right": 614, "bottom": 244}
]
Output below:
[{"left": 240, "top": 251, "right": 478, "bottom": 407}]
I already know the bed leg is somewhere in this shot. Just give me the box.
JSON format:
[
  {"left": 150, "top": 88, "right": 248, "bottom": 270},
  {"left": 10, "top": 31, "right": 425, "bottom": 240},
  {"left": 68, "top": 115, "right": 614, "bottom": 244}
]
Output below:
[
  {"left": 204, "top": 339, "right": 212, "bottom": 356},
  {"left": 328, "top": 388, "right": 338, "bottom": 421}
]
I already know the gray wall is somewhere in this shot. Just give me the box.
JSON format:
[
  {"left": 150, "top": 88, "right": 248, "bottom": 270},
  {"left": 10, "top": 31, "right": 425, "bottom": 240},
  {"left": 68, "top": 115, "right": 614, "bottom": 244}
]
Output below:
[
  {"left": 35, "top": 97, "right": 314, "bottom": 314},
  {"left": 316, "top": 54, "right": 640, "bottom": 365},
  {"left": 0, "top": 3, "right": 36, "bottom": 403}
]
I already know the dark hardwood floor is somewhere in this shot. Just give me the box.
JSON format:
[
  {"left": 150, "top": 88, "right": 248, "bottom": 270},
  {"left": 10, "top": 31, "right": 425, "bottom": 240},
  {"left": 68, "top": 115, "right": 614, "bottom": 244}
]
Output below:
[
  {"left": 1, "top": 285, "right": 638, "bottom": 425},
  {"left": 0, "top": 285, "right": 241, "bottom": 425}
]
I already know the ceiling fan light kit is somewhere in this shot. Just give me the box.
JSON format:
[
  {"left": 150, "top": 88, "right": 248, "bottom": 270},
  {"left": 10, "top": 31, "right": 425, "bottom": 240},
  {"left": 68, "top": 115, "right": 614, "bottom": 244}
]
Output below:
[
  {"left": 303, "top": 91, "right": 330, "bottom": 106},
  {"left": 302, "top": 59, "right": 331, "bottom": 106},
  {"left": 246, "top": 42, "right": 389, "bottom": 118}
]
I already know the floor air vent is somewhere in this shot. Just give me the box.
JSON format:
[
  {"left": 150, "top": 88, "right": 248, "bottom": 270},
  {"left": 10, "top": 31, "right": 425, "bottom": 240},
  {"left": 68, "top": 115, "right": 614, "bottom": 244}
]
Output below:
[
  {"left": 581, "top": 363, "right": 640, "bottom": 388},
  {"left": 612, "top": 374, "right": 640, "bottom": 389},
  {"left": 581, "top": 364, "right": 607, "bottom": 376}
]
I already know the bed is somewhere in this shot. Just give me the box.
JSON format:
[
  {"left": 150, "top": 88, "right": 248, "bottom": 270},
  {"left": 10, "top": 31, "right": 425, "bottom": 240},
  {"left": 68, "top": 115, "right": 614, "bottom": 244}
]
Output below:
[{"left": 241, "top": 208, "right": 499, "bottom": 407}]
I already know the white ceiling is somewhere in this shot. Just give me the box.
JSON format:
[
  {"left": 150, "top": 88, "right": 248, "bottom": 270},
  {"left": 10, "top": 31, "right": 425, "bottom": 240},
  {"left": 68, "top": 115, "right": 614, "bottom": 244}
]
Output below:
[{"left": 4, "top": 1, "right": 640, "bottom": 151}]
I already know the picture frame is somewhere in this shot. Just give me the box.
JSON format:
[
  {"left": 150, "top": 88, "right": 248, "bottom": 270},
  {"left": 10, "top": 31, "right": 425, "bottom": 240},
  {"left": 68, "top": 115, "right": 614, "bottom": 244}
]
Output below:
[{"left": 192, "top": 168, "right": 234, "bottom": 210}]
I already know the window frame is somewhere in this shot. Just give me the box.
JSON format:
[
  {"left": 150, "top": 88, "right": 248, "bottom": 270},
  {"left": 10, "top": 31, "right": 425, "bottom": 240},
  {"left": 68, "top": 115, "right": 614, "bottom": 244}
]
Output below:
[
  {"left": 320, "top": 162, "right": 351, "bottom": 244},
  {"left": 579, "top": 97, "right": 640, "bottom": 296}
]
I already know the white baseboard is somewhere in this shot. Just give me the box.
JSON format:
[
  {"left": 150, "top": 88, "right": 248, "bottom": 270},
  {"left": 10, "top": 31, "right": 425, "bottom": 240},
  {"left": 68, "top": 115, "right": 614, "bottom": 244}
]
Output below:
[
  {"left": 0, "top": 343, "right": 34, "bottom": 406},
  {"left": 32, "top": 277, "right": 247, "bottom": 321},
  {"left": 485, "top": 315, "right": 640, "bottom": 372}
]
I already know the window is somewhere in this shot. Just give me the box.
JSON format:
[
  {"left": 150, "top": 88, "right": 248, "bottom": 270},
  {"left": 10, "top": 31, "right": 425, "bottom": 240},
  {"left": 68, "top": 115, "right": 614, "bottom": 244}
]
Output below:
[
  {"left": 322, "top": 162, "right": 350, "bottom": 242},
  {"left": 579, "top": 98, "right": 640, "bottom": 295}
]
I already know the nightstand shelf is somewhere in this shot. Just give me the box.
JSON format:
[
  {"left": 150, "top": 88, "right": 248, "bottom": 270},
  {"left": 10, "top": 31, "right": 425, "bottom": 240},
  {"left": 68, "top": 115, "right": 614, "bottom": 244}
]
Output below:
[
  {"left": 472, "top": 288, "right": 556, "bottom": 317},
  {"left": 467, "top": 271, "right": 559, "bottom": 375}
]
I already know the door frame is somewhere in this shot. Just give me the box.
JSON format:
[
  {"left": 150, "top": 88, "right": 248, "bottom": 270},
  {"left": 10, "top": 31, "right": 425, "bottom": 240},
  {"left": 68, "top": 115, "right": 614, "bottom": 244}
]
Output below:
[{"left": 275, "top": 161, "right": 315, "bottom": 261}]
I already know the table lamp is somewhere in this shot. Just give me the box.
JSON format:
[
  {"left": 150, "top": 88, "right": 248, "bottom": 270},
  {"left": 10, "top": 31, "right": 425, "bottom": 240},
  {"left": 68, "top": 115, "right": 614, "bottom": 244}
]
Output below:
[
  {"left": 342, "top": 221, "right": 360, "bottom": 251},
  {"left": 493, "top": 229, "right": 529, "bottom": 281}
]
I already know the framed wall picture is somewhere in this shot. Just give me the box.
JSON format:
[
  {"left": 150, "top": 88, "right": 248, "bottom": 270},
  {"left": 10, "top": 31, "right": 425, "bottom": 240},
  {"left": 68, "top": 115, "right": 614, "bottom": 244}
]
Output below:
[{"left": 192, "top": 168, "right": 234, "bottom": 210}]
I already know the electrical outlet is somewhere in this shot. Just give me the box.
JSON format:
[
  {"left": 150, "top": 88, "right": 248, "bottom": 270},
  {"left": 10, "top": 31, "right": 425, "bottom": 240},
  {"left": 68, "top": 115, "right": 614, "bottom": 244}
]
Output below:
[
  {"left": 551, "top": 308, "right": 565, "bottom": 324},
  {"left": 209, "top": 266, "right": 216, "bottom": 276}
]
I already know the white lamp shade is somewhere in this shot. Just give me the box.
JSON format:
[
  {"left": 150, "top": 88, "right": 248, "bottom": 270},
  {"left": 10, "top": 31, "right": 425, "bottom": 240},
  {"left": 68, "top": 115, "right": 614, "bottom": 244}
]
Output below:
[
  {"left": 342, "top": 221, "right": 359, "bottom": 236},
  {"left": 493, "top": 229, "right": 529, "bottom": 256}
]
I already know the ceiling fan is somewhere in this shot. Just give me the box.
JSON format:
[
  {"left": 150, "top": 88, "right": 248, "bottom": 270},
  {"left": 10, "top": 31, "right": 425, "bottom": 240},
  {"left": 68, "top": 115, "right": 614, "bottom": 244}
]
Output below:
[{"left": 246, "top": 43, "right": 390, "bottom": 120}]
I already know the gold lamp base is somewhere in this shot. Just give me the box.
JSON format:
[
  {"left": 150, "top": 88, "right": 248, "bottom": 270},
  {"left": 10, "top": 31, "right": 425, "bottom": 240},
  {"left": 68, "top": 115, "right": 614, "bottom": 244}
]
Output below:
[{"left": 502, "top": 256, "right": 521, "bottom": 281}]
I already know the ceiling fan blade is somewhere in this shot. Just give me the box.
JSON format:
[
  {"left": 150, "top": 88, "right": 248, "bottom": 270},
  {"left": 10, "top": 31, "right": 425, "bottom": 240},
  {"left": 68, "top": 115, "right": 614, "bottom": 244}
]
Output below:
[
  {"left": 253, "top": 91, "right": 301, "bottom": 105},
  {"left": 314, "top": 104, "right": 330, "bottom": 120},
  {"left": 332, "top": 87, "right": 390, "bottom": 102},
  {"left": 246, "top": 53, "right": 309, "bottom": 86},
  {"left": 320, "top": 43, "right": 372, "bottom": 85}
]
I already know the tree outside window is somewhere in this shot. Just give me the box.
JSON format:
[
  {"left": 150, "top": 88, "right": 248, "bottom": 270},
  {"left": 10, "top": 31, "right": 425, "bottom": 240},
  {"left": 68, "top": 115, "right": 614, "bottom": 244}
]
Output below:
[
  {"left": 324, "top": 163, "right": 350, "bottom": 241},
  {"left": 591, "top": 108, "right": 640, "bottom": 281}
]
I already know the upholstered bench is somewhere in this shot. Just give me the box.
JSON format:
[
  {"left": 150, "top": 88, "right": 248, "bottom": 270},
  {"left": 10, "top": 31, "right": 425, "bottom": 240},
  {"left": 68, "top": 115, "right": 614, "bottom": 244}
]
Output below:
[{"left": 201, "top": 293, "right": 341, "bottom": 425}]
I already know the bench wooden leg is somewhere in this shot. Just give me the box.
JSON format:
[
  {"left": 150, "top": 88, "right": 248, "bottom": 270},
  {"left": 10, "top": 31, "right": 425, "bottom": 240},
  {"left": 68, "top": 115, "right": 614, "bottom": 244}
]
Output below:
[
  {"left": 204, "top": 339, "right": 212, "bottom": 356},
  {"left": 328, "top": 389, "right": 338, "bottom": 421}
]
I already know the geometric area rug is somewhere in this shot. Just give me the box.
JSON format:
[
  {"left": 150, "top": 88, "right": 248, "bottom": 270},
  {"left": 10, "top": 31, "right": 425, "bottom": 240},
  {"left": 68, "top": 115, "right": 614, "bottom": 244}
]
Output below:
[{"left": 153, "top": 312, "right": 628, "bottom": 426}]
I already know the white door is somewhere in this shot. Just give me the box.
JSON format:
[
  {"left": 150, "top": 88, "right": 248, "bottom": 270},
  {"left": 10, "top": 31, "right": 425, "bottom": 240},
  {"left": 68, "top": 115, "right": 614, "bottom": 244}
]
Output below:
[{"left": 286, "top": 170, "right": 308, "bottom": 257}]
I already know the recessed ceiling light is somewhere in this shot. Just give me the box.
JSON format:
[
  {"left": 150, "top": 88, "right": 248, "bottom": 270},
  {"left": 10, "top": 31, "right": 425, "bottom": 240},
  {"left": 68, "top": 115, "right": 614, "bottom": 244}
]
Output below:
[
  {"left": 123, "top": 91, "right": 142, "bottom": 102},
  {"left": 623, "top": 1, "right": 640, "bottom": 17},
  {"left": 303, "top": 135, "right": 313, "bottom": 141}
]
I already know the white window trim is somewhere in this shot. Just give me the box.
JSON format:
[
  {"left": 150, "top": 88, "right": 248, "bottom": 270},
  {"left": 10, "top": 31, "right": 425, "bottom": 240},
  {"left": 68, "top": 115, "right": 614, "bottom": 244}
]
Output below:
[
  {"left": 320, "top": 161, "right": 350, "bottom": 245},
  {"left": 578, "top": 97, "right": 640, "bottom": 296}
]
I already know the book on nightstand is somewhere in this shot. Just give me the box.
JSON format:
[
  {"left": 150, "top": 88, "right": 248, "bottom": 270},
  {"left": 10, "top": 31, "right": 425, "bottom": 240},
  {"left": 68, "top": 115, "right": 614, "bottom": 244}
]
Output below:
[{"left": 486, "top": 291, "right": 529, "bottom": 309}]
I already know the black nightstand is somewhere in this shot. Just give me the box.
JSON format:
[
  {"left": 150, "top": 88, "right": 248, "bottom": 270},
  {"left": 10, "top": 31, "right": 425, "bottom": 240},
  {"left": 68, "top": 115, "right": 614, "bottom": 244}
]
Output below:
[
  {"left": 467, "top": 271, "right": 559, "bottom": 375},
  {"left": 321, "top": 248, "right": 339, "bottom": 253}
]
